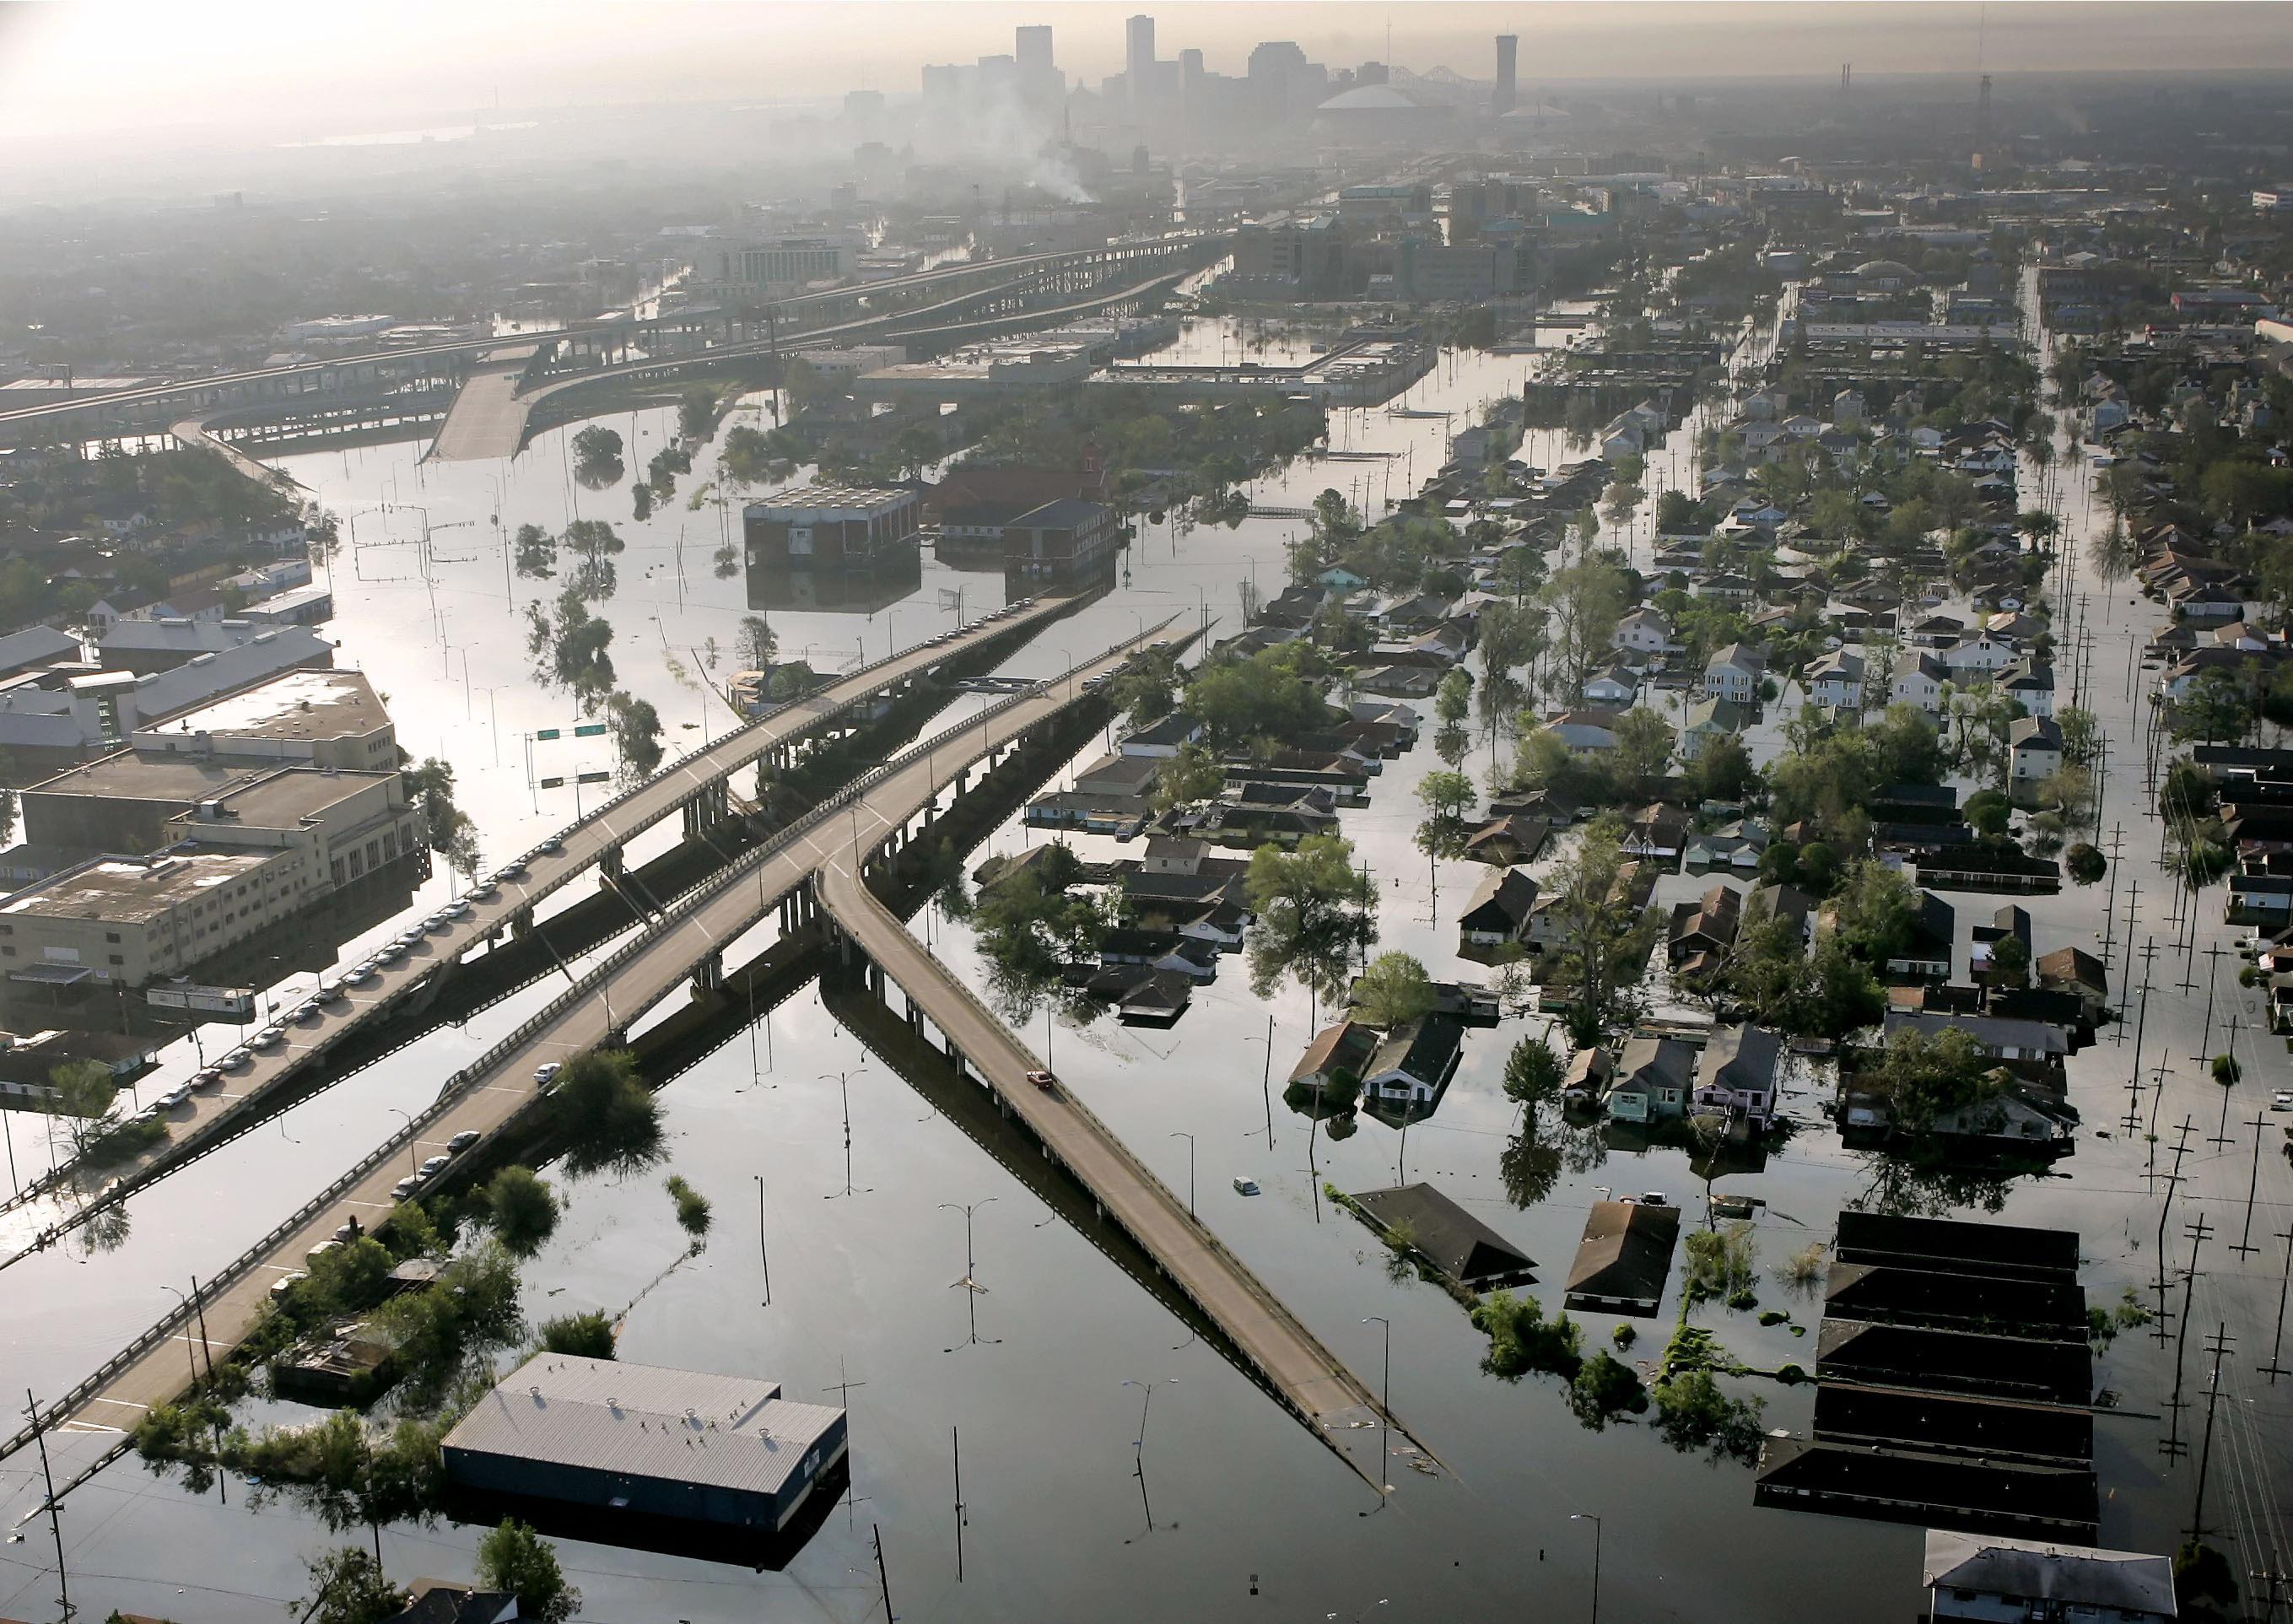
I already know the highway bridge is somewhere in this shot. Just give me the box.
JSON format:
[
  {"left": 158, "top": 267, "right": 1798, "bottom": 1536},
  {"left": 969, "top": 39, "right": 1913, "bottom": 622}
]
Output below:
[
  {"left": 0, "top": 235, "right": 1227, "bottom": 451},
  {"left": 0, "top": 624, "right": 1199, "bottom": 1499},
  {"left": 0, "top": 594, "right": 1077, "bottom": 1249},
  {"left": 815, "top": 745, "right": 1422, "bottom": 1493}
]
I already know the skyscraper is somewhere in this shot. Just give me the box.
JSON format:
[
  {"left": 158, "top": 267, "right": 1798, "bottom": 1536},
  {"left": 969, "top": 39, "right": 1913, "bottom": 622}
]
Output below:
[
  {"left": 1126, "top": 13, "right": 1156, "bottom": 113},
  {"left": 1493, "top": 35, "right": 1519, "bottom": 116},
  {"left": 1016, "top": 24, "right": 1053, "bottom": 76}
]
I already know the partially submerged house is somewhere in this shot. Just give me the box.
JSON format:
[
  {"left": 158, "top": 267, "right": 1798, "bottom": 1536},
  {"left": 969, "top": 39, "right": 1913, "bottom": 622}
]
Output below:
[
  {"left": 1564, "top": 1197, "right": 1681, "bottom": 1317},
  {"left": 1352, "top": 1183, "right": 1537, "bottom": 1291}
]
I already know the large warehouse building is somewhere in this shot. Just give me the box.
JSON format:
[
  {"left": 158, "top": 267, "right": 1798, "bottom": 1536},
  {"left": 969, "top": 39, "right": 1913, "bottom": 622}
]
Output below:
[{"left": 442, "top": 1355, "right": 847, "bottom": 1535}]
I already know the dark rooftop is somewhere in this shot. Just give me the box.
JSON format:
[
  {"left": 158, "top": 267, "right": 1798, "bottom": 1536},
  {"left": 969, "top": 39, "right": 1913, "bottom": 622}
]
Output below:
[{"left": 1352, "top": 1184, "right": 1535, "bottom": 1288}]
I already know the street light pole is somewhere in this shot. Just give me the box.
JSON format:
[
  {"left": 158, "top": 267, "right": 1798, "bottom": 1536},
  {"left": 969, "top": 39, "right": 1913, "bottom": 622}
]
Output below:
[
  {"left": 1573, "top": 1512, "right": 1603, "bottom": 1624},
  {"left": 1362, "top": 1315, "right": 1391, "bottom": 1504},
  {"left": 388, "top": 1108, "right": 417, "bottom": 1176},
  {"left": 755, "top": 1173, "right": 772, "bottom": 1307},
  {"left": 1168, "top": 1131, "right": 1195, "bottom": 1217}
]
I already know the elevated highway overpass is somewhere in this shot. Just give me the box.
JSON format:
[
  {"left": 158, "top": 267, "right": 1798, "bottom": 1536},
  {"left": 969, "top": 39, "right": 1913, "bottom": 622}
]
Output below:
[
  {"left": 0, "top": 235, "right": 1227, "bottom": 452},
  {"left": 0, "top": 593, "right": 1078, "bottom": 1250}
]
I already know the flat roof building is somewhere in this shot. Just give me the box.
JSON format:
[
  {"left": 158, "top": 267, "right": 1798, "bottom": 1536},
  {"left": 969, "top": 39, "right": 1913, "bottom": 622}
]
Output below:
[
  {"left": 130, "top": 669, "right": 394, "bottom": 771},
  {"left": 443, "top": 1354, "right": 847, "bottom": 1535},
  {"left": 743, "top": 483, "right": 920, "bottom": 572}
]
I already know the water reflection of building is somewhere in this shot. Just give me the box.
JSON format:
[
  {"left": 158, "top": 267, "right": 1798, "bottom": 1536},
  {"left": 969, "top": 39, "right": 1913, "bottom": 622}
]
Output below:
[{"left": 746, "top": 558, "right": 922, "bottom": 617}]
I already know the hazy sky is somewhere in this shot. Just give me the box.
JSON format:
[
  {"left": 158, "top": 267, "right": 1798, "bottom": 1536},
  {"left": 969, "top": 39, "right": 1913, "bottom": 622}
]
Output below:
[{"left": 3, "top": 1, "right": 2289, "bottom": 151}]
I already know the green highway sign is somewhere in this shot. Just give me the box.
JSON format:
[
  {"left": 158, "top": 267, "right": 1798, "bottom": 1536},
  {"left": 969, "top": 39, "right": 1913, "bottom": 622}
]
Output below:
[
  {"left": 574, "top": 723, "right": 608, "bottom": 737},
  {"left": 534, "top": 728, "right": 561, "bottom": 741}
]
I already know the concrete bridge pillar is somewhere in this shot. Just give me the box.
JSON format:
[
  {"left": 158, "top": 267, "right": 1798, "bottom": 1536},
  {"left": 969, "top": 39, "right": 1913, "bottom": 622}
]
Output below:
[
  {"left": 510, "top": 905, "right": 536, "bottom": 938},
  {"left": 600, "top": 844, "right": 624, "bottom": 878},
  {"left": 693, "top": 951, "right": 724, "bottom": 992}
]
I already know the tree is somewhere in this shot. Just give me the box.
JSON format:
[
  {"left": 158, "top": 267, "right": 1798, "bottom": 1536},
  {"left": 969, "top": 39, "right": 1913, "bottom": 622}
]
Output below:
[
  {"left": 570, "top": 425, "right": 622, "bottom": 463},
  {"left": 1502, "top": 1032, "right": 1565, "bottom": 1107},
  {"left": 1415, "top": 769, "right": 1476, "bottom": 844},
  {"left": 1150, "top": 742, "right": 1225, "bottom": 814},
  {"left": 1107, "top": 646, "right": 1179, "bottom": 726},
  {"left": 1684, "top": 732, "right": 1757, "bottom": 805},
  {"left": 2056, "top": 705, "right": 2101, "bottom": 767},
  {"left": 2170, "top": 668, "right": 2255, "bottom": 746},
  {"left": 538, "top": 1310, "right": 617, "bottom": 1359},
  {"left": 1988, "top": 934, "right": 2031, "bottom": 990},
  {"left": 1612, "top": 707, "right": 1675, "bottom": 791},
  {"left": 1863, "top": 1023, "right": 1996, "bottom": 1133},
  {"left": 477, "top": 1519, "right": 580, "bottom": 1622},
  {"left": 2066, "top": 841, "right": 2107, "bottom": 885},
  {"left": 1244, "top": 835, "right": 1378, "bottom": 1012},
  {"left": 1829, "top": 861, "right": 1922, "bottom": 969},
  {"left": 664, "top": 1173, "right": 713, "bottom": 1238},
  {"left": 551, "top": 1049, "right": 663, "bottom": 1178},
  {"left": 45, "top": 1059, "right": 120, "bottom": 1161},
  {"left": 1184, "top": 643, "right": 1332, "bottom": 751},
  {"left": 1354, "top": 952, "right": 1436, "bottom": 1029},
  {"left": 1543, "top": 820, "right": 1658, "bottom": 1048},
  {"left": 1566, "top": 1349, "right": 1649, "bottom": 1430},
  {"left": 1435, "top": 667, "right": 1472, "bottom": 731},
  {"left": 301, "top": 1546, "right": 405, "bottom": 1624},
  {"left": 734, "top": 613, "right": 776, "bottom": 672},
  {"left": 1540, "top": 558, "right": 1630, "bottom": 703},
  {"left": 607, "top": 691, "right": 663, "bottom": 777},
  {"left": 1651, "top": 1369, "right": 1765, "bottom": 1464},
  {"left": 677, "top": 386, "right": 720, "bottom": 440}
]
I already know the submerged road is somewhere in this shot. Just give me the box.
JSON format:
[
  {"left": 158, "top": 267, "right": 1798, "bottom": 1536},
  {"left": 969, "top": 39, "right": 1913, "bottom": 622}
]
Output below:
[
  {"left": 0, "top": 594, "right": 1074, "bottom": 1243},
  {"left": 0, "top": 622, "right": 1166, "bottom": 1493}
]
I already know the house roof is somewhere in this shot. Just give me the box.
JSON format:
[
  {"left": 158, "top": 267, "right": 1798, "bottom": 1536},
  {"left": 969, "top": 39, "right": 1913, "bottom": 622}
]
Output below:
[
  {"left": 1922, "top": 1531, "right": 2175, "bottom": 1616},
  {"left": 2035, "top": 946, "right": 2107, "bottom": 995},
  {"left": 2010, "top": 715, "right": 2063, "bottom": 749},
  {"left": 1291, "top": 1020, "right": 1378, "bottom": 1085},
  {"left": 1460, "top": 866, "right": 1539, "bottom": 930},
  {"left": 1566, "top": 1199, "right": 1681, "bottom": 1303},
  {"left": 1352, "top": 1183, "right": 1535, "bottom": 1287},
  {"left": 1832, "top": 1209, "right": 2082, "bottom": 1281},
  {"left": 1702, "top": 1022, "right": 1783, "bottom": 1095},
  {"left": 1613, "top": 1036, "right": 1697, "bottom": 1096},
  {"left": 1363, "top": 1013, "right": 1464, "bottom": 1085},
  {"left": 440, "top": 1354, "right": 840, "bottom": 1497}
]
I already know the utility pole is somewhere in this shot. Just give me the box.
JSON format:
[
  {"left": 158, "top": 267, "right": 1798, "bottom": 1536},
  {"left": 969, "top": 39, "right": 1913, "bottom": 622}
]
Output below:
[
  {"left": 755, "top": 1174, "right": 772, "bottom": 1306},
  {"left": 2262, "top": 1222, "right": 2293, "bottom": 1385},
  {"left": 2189, "top": 1323, "right": 2234, "bottom": 1544},
  {"left": 2234, "top": 1108, "right": 2270, "bottom": 1260},
  {"left": 2193, "top": 942, "right": 2229, "bottom": 1065},
  {"left": 2155, "top": 1118, "right": 2198, "bottom": 1336},
  {"left": 2122, "top": 937, "right": 2154, "bottom": 1137},
  {"left": 952, "top": 1425, "right": 967, "bottom": 1583},
  {"left": 872, "top": 1523, "right": 895, "bottom": 1622},
  {"left": 25, "top": 1389, "right": 69, "bottom": 1624}
]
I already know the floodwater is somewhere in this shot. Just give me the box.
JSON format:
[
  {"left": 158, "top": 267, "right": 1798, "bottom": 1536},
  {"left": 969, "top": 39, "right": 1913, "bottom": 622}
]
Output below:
[{"left": 1, "top": 302, "right": 2288, "bottom": 1623}]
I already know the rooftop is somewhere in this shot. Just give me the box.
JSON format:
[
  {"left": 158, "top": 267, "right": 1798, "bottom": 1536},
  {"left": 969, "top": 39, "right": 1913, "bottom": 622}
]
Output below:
[
  {"left": 1922, "top": 1530, "right": 2175, "bottom": 1615},
  {"left": 133, "top": 668, "right": 386, "bottom": 747},
  {"left": 0, "top": 846, "right": 278, "bottom": 925},
  {"left": 746, "top": 483, "right": 918, "bottom": 516},
  {"left": 443, "top": 1353, "right": 842, "bottom": 1499}
]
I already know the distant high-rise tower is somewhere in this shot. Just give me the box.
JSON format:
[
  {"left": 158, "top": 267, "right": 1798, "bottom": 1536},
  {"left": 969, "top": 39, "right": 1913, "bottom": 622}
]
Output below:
[
  {"left": 1493, "top": 35, "right": 1519, "bottom": 116},
  {"left": 1126, "top": 13, "right": 1157, "bottom": 113},
  {"left": 1973, "top": 72, "right": 1993, "bottom": 167},
  {"left": 1016, "top": 25, "right": 1053, "bottom": 76}
]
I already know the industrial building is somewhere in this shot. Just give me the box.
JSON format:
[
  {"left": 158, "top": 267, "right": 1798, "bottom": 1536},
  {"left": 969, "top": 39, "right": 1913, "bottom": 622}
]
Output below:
[
  {"left": 743, "top": 483, "right": 921, "bottom": 571},
  {"left": 1001, "top": 498, "right": 1120, "bottom": 580},
  {"left": 1, "top": 756, "right": 418, "bottom": 986},
  {"left": 128, "top": 668, "right": 395, "bottom": 770},
  {"left": 442, "top": 1355, "right": 847, "bottom": 1535},
  {"left": 715, "top": 237, "right": 853, "bottom": 294}
]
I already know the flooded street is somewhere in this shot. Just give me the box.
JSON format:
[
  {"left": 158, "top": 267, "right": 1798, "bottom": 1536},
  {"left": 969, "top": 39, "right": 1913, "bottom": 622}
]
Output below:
[{"left": 3, "top": 306, "right": 2287, "bottom": 1624}]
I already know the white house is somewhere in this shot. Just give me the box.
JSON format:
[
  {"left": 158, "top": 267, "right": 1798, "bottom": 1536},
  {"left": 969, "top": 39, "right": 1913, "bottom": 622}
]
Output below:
[
  {"left": 1942, "top": 634, "right": 2018, "bottom": 681},
  {"left": 1582, "top": 668, "right": 1638, "bottom": 705},
  {"left": 1999, "top": 660, "right": 2056, "bottom": 719},
  {"left": 1612, "top": 607, "right": 1677, "bottom": 657},
  {"left": 1805, "top": 649, "right": 1865, "bottom": 709},
  {"left": 1703, "top": 643, "right": 1767, "bottom": 702},
  {"left": 1891, "top": 650, "right": 1946, "bottom": 713},
  {"left": 2010, "top": 715, "right": 2063, "bottom": 788}
]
